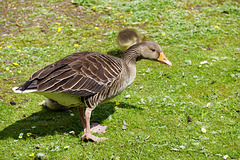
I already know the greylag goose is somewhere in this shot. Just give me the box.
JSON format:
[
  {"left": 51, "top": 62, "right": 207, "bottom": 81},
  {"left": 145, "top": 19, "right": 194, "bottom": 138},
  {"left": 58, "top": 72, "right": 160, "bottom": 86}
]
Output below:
[
  {"left": 40, "top": 28, "right": 146, "bottom": 110},
  {"left": 117, "top": 28, "right": 146, "bottom": 52},
  {"left": 12, "top": 41, "right": 172, "bottom": 142}
]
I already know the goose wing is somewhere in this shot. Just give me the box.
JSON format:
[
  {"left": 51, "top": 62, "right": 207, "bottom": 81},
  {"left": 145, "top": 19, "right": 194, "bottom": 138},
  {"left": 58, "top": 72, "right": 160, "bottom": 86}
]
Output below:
[{"left": 16, "top": 51, "right": 123, "bottom": 97}]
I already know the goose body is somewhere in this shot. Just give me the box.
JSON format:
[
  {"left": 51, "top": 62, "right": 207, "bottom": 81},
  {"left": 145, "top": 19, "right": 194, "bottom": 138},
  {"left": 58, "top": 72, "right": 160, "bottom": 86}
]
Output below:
[
  {"left": 13, "top": 41, "right": 172, "bottom": 142},
  {"left": 40, "top": 28, "right": 144, "bottom": 110},
  {"left": 117, "top": 28, "right": 146, "bottom": 52},
  {"left": 14, "top": 52, "right": 135, "bottom": 109}
]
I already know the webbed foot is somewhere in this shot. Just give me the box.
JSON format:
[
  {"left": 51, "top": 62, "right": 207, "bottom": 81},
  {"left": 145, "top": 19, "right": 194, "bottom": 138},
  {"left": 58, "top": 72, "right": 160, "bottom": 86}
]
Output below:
[
  {"left": 90, "top": 123, "right": 108, "bottom": 134},
  {"left": 81, "top": 133, "right": 108, "bottom": 142}
]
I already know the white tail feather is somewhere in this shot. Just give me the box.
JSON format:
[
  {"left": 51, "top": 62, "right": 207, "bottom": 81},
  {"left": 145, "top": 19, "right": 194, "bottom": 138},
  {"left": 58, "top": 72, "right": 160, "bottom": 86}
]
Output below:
[{"left": 12, "top": 87, "right": 37, "bottom": 93}]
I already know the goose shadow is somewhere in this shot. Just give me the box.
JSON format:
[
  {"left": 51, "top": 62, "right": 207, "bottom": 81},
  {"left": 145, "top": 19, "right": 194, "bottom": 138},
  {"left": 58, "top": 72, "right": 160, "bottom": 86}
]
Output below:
[{"left": 0, "top": 101, "right": 141, "bottom": 140}]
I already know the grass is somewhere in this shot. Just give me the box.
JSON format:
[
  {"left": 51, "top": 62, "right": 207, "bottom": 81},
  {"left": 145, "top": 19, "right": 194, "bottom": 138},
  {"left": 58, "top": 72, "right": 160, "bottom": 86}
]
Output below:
[{"left": 0, "top": 0, "right": 239, "bottom": 159}]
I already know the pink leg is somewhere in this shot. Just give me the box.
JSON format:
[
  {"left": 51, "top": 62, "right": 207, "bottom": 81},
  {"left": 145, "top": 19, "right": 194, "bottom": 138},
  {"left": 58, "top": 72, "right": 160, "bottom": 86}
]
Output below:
[
  {"left": 81, "top": 108, "right": 108, "bottom": 142},
  {"left": 78, "top": 107, "right": 107, "bottom": 134},
  {"left": 77, "top": 107, "right": 86, "bottom": 129}
]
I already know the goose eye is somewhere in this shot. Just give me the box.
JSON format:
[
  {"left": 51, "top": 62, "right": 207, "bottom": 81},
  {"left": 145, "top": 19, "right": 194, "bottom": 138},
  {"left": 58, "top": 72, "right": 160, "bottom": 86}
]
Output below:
[{"left": 151, "top": 49, "right": 156, "bottom": 52}]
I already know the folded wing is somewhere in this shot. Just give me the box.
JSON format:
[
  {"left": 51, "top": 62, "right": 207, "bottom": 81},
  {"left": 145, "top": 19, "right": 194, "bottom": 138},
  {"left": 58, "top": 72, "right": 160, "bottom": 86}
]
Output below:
[{"left": 15, "top": 51, "right": 123, "bottom": 97}]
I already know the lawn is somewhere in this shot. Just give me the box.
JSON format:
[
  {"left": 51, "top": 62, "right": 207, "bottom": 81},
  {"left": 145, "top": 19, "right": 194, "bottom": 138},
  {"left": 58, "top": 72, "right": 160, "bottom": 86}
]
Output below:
[{"left": 0, "top": 0, "right": 239, "bottom": 159}]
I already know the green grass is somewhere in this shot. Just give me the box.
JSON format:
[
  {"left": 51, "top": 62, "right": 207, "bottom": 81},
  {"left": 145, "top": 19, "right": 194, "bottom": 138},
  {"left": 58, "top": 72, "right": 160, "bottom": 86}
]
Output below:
[{"left": 0, "top": 0, "right": 240, "bottom": 159}]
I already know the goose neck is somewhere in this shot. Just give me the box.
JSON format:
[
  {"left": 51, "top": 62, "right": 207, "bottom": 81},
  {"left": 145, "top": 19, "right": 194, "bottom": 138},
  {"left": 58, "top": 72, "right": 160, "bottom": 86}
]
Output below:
[{"left": 121, "top": 49, "right": 140, "bottom": 64}]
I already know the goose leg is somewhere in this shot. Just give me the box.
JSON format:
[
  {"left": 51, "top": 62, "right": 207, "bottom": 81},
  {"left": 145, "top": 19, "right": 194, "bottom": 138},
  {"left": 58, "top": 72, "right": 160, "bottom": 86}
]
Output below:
[
  {"left": 81, "top": 108, "right": 108, "bottom": 142},
  {"left": 77, "top": 107, "right": 86, "bottom": 130},
  {"left": 77, "top": 107, "right": 107, "bottom": 134}
]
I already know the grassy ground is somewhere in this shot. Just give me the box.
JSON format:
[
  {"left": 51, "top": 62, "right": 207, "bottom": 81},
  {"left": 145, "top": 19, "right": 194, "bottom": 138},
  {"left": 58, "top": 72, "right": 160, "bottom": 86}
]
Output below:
[{"left": 0, "top": 0, "right": 239, "bottom": 159}]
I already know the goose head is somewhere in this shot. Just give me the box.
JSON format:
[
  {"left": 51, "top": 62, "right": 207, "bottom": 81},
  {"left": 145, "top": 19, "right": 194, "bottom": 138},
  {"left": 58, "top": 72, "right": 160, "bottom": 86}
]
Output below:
[{"left": 126, "top": 41, "right": 172, "bottom": 66}]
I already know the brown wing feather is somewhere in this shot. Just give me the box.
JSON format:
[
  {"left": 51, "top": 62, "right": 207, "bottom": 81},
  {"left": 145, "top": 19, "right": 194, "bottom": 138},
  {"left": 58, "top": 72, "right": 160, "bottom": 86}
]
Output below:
[{"left": 17, "top": 51, "right": 123, "bottom": 97}]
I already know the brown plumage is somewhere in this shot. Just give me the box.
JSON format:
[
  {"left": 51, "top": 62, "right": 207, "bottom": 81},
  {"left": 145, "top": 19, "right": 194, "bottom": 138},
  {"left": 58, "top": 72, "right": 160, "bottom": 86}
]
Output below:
[
  {"left": 117, "top": 28, "right": 146, "bottom": 52},
  {"left": 13, "top": 41, "right": 172, "bottom": 142}
]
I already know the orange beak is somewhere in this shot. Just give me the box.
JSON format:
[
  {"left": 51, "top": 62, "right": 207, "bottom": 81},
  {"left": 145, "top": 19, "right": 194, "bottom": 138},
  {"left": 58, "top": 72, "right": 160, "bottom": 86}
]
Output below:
[{"left": 157, "top": 52, "right": 172, "bottom": 66}]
